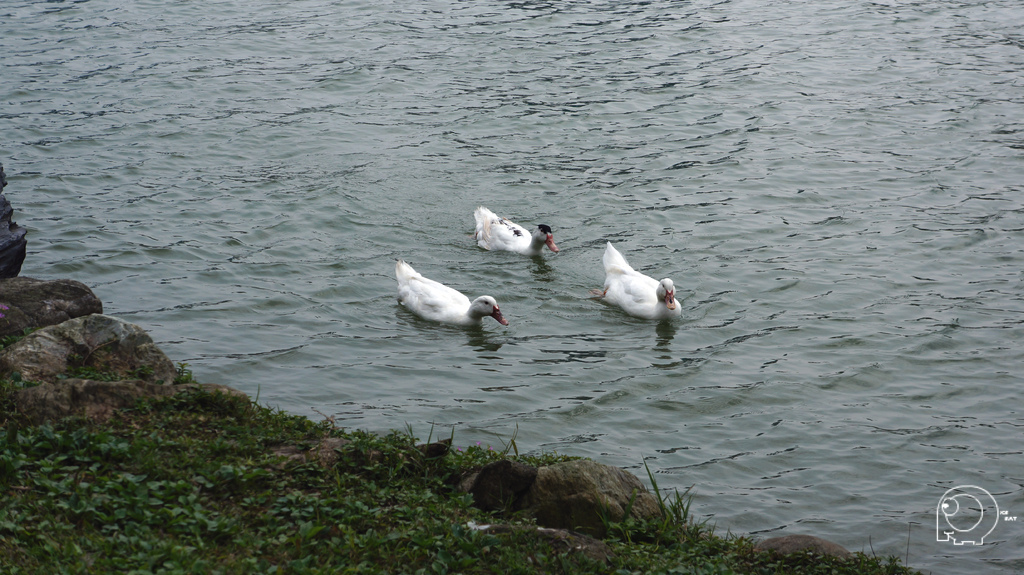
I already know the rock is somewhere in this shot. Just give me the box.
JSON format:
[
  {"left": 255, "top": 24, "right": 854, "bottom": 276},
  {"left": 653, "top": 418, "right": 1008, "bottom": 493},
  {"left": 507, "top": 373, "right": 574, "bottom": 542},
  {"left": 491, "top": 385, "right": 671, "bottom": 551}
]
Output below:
[
  {"left": 534, "top": 527, "right": 613, "bottom": 563},
  {"left": 461, "top": 459, "right": 538, "bottom": 512},
  {"left": 0, "top": 314, "right": 176, "bottom": 385},
  {"left": 271, "top": 437, "right": 450, "bottom": 471},
  {"left": 0, "top": 163, "right": 27, "bottom": 280},
  {"left": 315, "top": 437, "right": 354, "bottom": 467},
  {"left": 271, "top": 437, "right": 354, "bottom": 469},
  {"left": 754, "top": 534, "right": 852, "bottom": 559},
  {"left": 516, "top": 459, "right": 662, "bottom": 538},
  {"left": 0, "top": 277, "right": 104, "bottom": 338},
  {"left": 0, "top": 203, "right": 27, "bottom": 280},
  {"left": 12, "top": 379, "right": 248, "bottom": 424},
  {"left": 197, "top": 382, "right": 249, "bottom": 401},
  {"left": 416, "top": 438, "right": 452, "bottom": 459},
  {"left": 474, "top": 523, "right": 613, "bottom": 563},
  {"left": 270, "top": 444, "right": 307, "bottom": 466}
]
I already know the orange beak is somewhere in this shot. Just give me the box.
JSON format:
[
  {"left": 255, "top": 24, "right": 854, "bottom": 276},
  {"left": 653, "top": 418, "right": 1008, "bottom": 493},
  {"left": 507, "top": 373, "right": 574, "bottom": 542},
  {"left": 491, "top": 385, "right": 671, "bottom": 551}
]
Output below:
[{"left": 664, "top": 291, "right": 676, "bottom": 310}]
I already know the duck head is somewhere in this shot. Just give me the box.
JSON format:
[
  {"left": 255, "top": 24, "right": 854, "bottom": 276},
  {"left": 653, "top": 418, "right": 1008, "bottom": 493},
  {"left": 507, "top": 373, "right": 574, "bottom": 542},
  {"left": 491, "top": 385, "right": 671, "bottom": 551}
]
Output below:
[
  {"left": 470, "top": 296, "right": 509, "bottom": 325},
  {"left": 533, "top": 224, "right": 560, "bottom": 253},
  {"left": 657, "top": 279, "right": 677, "bottom": 310}
]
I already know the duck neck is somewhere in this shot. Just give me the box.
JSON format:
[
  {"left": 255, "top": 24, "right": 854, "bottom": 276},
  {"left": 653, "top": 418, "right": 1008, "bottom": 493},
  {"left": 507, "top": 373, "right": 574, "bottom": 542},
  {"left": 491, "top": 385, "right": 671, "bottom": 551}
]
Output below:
[{"left": 526, "top": 232, "right": 546, "bottom": 254}]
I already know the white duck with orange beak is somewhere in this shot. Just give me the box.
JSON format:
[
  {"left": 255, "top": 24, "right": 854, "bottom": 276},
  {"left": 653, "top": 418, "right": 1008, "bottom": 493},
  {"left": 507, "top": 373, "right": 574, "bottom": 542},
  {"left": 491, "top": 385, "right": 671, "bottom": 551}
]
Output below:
[
  {"left": 595, "top": 242, "right": 681, "bottom": 320},
  {"left": 395, "top": 260, "right": 509, "bottom": 326},
  {"left": 473, "top": 206, "right": 559, "bottom": 256}
]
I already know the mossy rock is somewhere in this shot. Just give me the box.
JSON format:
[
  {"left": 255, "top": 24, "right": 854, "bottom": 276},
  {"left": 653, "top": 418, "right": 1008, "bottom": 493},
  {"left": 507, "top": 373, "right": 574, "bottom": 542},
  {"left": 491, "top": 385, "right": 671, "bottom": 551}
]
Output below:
[{"left": 0, "top": 314, "right": 175, "bottom": 385}]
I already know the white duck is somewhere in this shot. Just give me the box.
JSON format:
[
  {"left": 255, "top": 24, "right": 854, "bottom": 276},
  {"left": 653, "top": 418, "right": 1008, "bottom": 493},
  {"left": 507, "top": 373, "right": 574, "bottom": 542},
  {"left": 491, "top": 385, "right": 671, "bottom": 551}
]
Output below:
[
  {"left": 594, "top": 242, "right": 681, "bottom": 320},
  {"left": 395, "top": 260, "right": 509, "bottom": 326},
  {"left": 473, "top": 206, "right": 559, "bottom": 256}
]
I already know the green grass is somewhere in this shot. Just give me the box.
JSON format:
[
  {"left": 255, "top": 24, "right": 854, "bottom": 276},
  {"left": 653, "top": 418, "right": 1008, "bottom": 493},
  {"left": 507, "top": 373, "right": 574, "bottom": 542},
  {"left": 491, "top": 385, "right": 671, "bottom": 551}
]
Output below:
[{"left": 0, "top": 372, "right": 921, "bottom": 575}]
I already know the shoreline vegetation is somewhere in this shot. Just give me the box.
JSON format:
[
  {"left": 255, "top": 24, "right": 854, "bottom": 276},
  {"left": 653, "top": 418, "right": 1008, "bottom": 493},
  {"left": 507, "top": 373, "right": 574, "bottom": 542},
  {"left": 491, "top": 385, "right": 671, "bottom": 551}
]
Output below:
[{"left": 0, "top": 327, "right": 922, "bottom": 574}]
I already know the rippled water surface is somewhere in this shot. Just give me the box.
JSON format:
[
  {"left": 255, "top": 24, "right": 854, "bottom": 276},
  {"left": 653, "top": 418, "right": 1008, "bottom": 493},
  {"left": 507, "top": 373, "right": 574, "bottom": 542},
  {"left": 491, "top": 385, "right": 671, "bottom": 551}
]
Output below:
[{"left": 4, "top": 0, "right": 1024, "bottom": 572}]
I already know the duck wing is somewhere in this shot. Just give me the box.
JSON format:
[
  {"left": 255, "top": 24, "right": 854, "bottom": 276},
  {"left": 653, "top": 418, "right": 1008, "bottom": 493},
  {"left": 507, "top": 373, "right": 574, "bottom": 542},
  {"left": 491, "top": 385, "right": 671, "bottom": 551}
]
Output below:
[
  {"left": 396, "top": 260, "right": 471, "bottom": 322},
  {"left": 474, "top": 206, "right": 529, "bottom": 251},
  {"left": 600, "top": 243, "right": 675, "bottom": 318}
]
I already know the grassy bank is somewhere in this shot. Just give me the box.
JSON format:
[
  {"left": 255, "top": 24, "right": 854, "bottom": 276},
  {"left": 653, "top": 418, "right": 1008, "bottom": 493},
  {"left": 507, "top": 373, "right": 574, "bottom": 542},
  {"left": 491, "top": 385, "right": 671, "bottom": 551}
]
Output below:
[{"left": 0, "top": 360, "right": 920, "bottom": 573}]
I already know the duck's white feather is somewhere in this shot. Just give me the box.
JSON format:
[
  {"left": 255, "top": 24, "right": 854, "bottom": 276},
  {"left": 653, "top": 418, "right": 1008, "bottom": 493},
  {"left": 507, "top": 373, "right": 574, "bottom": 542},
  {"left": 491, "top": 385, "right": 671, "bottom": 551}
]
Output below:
[
  {"left": 473, "top": 206, "right": 559, "bottom": 255},
  {"left": 598, "top": 242, "right": 681, "bottom": 320},
  {"left": 395, "top": 260, "right": 508, "bottom": 326}
]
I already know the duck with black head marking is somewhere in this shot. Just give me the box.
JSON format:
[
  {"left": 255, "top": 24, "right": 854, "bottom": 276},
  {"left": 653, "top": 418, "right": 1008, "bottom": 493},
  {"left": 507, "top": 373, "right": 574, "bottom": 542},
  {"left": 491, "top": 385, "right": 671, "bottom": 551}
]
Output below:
[{"left": 473, "top": 206, "right": 559, "bottom": 256}]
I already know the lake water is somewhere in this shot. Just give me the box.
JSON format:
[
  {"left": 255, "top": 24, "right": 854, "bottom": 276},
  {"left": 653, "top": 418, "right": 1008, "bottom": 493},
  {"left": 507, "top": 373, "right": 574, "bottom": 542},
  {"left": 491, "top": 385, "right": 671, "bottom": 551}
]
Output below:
[{"left": 3, "top": 0, "right": 1024, "bottom": 572}]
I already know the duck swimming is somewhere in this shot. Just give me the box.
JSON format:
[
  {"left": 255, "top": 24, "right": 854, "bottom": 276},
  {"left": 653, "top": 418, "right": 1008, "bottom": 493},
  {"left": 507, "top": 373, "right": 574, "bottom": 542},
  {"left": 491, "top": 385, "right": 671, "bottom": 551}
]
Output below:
[
  {"left": 594, "top": 242, "right": 681, "bottom": 320},
  {"left": 473, "top": 206, "right": 559, "bottom": 256},
  {"left": 395, "top": 260, "right": 509, "bottom": 326}
]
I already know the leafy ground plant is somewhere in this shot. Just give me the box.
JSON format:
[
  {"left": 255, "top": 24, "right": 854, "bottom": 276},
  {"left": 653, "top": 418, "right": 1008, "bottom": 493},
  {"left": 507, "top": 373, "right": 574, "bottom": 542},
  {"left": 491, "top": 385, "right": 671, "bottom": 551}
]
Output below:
[{"left": 0, "top": 378, "right": 922, "bottom": 575}]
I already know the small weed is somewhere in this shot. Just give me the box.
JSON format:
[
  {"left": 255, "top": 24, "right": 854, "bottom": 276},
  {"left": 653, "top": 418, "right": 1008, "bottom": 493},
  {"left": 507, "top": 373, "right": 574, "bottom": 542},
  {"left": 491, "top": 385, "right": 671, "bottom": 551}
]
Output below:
[{"left": 174, "top": 363, "right": 197, "bottom": 384}]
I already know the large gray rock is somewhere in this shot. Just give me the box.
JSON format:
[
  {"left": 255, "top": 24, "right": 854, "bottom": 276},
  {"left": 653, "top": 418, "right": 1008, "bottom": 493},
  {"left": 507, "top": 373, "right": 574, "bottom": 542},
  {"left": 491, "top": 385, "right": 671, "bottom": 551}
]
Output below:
[
  {"left": 755, "top": 534, "right": 852, "bottom": 559},
  {"left": 0, "top": 277, "right": 103, "bottom": 338},
  {"left": 0, "top": 314, "right": 176, "bottom": 385},
  {"left": 516, "top": 459, "right": 662, "bottom": 538},
  {"left": 12, "top": 379, "right": 248, "bottom": 424},
  {"left": 0, "top": 163, "right": 27, "bottom": 279}
]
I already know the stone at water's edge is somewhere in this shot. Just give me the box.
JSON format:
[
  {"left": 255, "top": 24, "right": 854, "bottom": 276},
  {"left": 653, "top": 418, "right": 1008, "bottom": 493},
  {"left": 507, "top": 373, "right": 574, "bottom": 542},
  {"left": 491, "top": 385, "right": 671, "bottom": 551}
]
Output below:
[
  {"left": 515, "top": 459, "right": 663, "bottom": 538},
  {"left": 0, "top": 163, "right": 27, "bottom": 279},
  {"left": 755, "top": 534, "right": 853, "bottom": 559},
  {"left": 461, "top": 459, "right": 538, "bottom": 512},
  {"left": 12, "top": 379, "right": 249, "bottom": 425},
  {"left": 0, "top": 277, "right": 104, "bottom": 338},
  {"left": 0, "top": 314, "right": 176, "bottom": 385}
]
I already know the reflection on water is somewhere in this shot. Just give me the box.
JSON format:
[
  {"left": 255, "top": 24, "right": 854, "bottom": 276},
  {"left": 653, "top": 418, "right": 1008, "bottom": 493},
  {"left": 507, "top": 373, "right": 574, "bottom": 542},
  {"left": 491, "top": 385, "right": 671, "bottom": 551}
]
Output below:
[
  {"left": 466, "top": 327, "right": 504, "bottom": 353},
  {"left": 654, "top": 319, "right": 677, "bottom": 352},
  {"left": 529, "top": 256, "right": 556, "bottom": 280}
]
